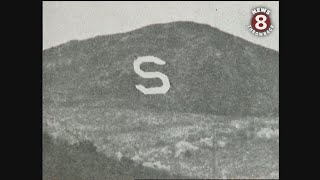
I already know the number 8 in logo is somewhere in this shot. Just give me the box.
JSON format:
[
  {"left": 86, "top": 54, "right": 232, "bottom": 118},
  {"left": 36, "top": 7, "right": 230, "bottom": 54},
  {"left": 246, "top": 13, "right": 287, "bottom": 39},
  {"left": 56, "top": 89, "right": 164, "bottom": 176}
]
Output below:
[
  {"left": 255, "top": 15, "right": 267, "bottom": 30},
  {"left": 251, "top": 13, "right": 271, "bottom": 32}
]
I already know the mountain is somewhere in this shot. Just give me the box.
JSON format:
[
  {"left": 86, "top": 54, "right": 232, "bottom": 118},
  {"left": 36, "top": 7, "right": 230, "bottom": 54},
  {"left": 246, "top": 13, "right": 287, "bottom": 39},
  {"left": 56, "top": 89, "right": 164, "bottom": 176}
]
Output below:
[{"left": 42, "top": 21, "right": 279, "bottom": 117}]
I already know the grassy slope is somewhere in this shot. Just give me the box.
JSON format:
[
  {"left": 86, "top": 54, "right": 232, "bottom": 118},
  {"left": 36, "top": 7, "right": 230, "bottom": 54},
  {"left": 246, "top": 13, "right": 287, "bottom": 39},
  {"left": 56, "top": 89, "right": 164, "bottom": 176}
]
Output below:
[
  {"left": 43, "top": 103, "right": 279, "bottom": 179},
  {"left": 43, "top": 132, "right": 183, "bottom": 180}
]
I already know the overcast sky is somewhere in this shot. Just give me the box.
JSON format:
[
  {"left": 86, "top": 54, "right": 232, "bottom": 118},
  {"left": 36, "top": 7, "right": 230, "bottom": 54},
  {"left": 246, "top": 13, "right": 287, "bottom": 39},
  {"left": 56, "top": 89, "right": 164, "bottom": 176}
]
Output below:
[{"left": 43, "top": 1, "right": 279, "bottom": 51}]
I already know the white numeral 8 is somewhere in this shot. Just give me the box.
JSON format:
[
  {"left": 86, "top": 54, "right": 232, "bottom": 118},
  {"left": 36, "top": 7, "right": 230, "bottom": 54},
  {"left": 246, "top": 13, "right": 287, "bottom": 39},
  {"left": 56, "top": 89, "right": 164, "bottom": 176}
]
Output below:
[{"left": 255, "top": 15, "right": 267, "bottom": 30}]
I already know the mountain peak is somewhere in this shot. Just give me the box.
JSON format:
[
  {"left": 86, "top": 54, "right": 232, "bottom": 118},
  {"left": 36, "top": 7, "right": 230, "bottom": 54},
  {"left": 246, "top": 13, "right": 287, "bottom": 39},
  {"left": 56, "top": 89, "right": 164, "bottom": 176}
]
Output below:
[{"left": 43, "top": 21, "right": 278, "bottom": 117}]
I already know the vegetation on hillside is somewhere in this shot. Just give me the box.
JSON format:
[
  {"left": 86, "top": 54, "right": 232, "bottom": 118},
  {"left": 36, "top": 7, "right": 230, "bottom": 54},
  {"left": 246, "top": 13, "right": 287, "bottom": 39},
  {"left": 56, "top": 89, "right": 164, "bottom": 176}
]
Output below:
[{"left": 43, "top": 132, "right": 183, "bottom": 180}]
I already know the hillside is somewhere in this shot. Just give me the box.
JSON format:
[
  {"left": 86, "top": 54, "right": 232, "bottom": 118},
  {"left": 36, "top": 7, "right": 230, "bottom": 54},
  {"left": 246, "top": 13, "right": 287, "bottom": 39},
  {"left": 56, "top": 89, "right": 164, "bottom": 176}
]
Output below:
[
  {"left": 43, "top": 132, "right": 184, "bottom": 180},
  {"left": 43, "top": 105, "right": 279, "bottom": 179},
  {"left": 43, "top": 22, "right": 279, "bottom": 178},
  {"left": 43, "top": 21, "right": 279, "bottom": 118}
]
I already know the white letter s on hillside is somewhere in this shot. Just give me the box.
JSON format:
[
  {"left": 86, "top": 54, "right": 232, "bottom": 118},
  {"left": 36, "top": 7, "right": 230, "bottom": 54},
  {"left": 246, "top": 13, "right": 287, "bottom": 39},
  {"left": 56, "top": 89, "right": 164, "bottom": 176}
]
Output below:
[{"left": 133, "top": 56, "right": 170, "bottom": 94}]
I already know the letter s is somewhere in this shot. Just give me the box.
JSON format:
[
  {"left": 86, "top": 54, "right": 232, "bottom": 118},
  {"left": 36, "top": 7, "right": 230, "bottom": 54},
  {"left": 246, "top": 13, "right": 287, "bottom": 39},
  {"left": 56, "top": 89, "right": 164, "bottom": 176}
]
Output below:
[{"left": 133, "top": 56, "right": 170, "bottom": 94}]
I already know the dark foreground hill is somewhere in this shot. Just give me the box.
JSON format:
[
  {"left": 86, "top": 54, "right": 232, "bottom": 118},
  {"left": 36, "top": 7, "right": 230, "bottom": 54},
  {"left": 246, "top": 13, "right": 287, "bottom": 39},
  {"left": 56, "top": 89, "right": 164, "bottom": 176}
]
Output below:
[
  {"left": 43, "top": 133, "right": 183, "bottom": 180},
  {"left": 43, "top": 21, "right": 279, "bottom": 117}
]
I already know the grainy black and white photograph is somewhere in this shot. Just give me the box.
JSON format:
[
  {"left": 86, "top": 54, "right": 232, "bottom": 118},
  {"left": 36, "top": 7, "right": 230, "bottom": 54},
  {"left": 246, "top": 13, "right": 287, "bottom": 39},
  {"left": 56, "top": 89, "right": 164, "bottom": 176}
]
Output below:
[{"left": 42, "top": 1, "right": 279, "bottom": 179}]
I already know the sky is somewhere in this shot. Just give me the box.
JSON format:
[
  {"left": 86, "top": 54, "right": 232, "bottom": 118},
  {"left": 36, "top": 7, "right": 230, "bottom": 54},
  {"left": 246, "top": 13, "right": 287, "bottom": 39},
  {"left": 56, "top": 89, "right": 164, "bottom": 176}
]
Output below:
[{"left": 43, "top": 1, "right": 279, "bottom": 51}]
